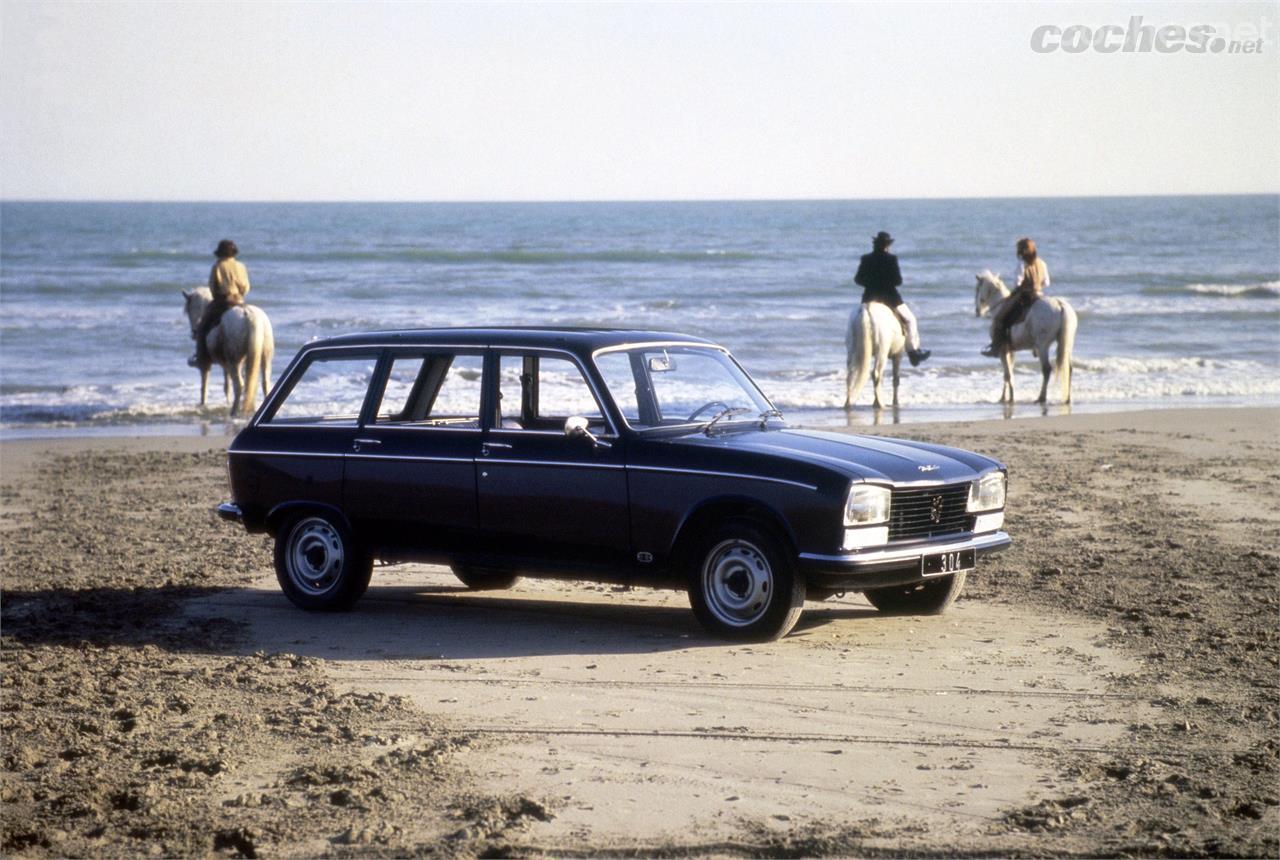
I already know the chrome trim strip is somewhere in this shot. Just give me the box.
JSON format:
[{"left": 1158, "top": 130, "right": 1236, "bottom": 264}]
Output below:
[
  {"left": 628, "top": 465, "right": 816, "bottom": 491},
  {"left": 347, "top": 453, "right": 475, "bottom": 464},
  {"left": 592, "top": 340, "right": 723, "bottom": 356},
  {"left": 216, "top": 502, "right": 242, "bottom": 521},
  {"left": 799, "top": 531, "right": 1011, "bottom": 566},
  {"left": 483, "top": 458, "right": 625, "bottom": 470},
  {"left": 228, "top": 449, "right": 343, "bottom": 458},
  {"left": 487, "top": 428, "right": 619, "bottom": 440},
  {"left": 366, "top": 424, "right": 483, "bottom": 433}
]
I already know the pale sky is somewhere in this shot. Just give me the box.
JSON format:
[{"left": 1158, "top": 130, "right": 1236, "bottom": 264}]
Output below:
[{"left": 1, "top": 0, "right": 1276, "bottom": 201}]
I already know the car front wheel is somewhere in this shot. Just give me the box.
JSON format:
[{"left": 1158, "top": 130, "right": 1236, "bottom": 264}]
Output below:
[
  {"left": 863, "top": 572, "right": 966, "bottom": 615},
  {"left": 274, "top": 512, "right": 373, "bottom": 611},
  {"left": 687, "top": 519, "right": 805, "bottom": 641}
]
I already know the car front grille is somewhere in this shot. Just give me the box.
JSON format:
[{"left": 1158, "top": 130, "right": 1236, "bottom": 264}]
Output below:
[{"left": 888, "top": 484, "right": 972, "bottom": 542}]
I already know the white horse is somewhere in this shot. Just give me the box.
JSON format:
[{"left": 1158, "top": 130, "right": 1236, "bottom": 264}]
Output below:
[
  {"left": 974, "top": 270, "right": 1077, "bottom": 405},
  {"left": 182, "top": 287, "right": 274, "bottom": 417},
  {"left": 844, "top": 302, "right": 907, "bottom": 410}
]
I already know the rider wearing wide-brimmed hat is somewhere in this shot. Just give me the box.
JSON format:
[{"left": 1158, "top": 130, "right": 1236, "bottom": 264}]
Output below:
[
  {"left": 189, "top": 239, "right": 251, "bottom": 368},
  {"left": 982, "top": 237, "right": 1049, "bottom": 357},
  {"left": 853, "top": 231, "right": 931, "bottom": 366}
]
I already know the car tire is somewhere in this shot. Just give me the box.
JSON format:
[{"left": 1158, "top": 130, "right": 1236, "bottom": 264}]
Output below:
[
  {"left": 687, "top": 518, "right": 805, "bottom": 641},
  {"left": 274, "top": 512, "right": 373, "bottom": 611},
  {"left": 863, "top": 572, "right": 967, "bottom": 616},
  {"left": 451, "top": 565, "right": 520, "bottom": 591}
]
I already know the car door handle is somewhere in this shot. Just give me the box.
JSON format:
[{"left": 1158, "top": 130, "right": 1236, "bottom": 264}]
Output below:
[
  {"left": 481, "top": 442, "right": 513, "bottom": 455},
  {"left": 352, "top": 438, "right": 382, "bottom": 451}
]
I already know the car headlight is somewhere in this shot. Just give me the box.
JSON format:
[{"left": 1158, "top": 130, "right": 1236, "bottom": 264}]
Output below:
[
  {"left": 967, "top": 472, "right": 1006, "bottom": 512},
  {"left": 844, "top": 484, "right": 891, "bottom": 526}
]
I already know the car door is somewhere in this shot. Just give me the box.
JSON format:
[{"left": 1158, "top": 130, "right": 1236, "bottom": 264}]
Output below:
[
  {"left": 342, "top": 348, "right": 485, "bottom": 555},
  {"left": 476, "top": 349, "right": 631, "bottom": 568},
  {"left": 241, "top": 348, "right": 383, "bottom": 519}
]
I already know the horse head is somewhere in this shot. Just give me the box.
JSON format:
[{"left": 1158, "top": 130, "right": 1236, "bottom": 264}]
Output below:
[
  {"left": 182, "top": 286, "right": 212, "bottom": 333},
  {"left": 974, "top": 270, "right": 1007, "bottom": 318}
]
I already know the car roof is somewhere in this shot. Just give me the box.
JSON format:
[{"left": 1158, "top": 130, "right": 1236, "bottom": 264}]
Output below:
[{"left": 311, "top": 327, "right": 718, "bottom": 354}]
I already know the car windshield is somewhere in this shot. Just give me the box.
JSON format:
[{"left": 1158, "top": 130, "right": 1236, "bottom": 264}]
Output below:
[{"left": 594, "top": 346, "right": 775, "bottom": 431}]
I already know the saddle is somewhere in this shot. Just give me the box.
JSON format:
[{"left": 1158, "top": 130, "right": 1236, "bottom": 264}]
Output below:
[
  {"left": 1003, "top": 291, "right": 1039, "bottom": 329},
  {"left": 865, "top": 300, "right": 909, "bottom": 337}
]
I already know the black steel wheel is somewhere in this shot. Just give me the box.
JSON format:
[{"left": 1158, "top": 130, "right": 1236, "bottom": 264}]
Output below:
[
  {"left": 687, "top": 518, "right": 805, "bottom": 641},
  {"left": 273, "top": 512, "right": 372, "bottom": 611}
]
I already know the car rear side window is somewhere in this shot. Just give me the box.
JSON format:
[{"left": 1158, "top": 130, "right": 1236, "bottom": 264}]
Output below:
[
  {"left": 266, "top": 354, "right": 379, "bottom": 425},
  {"left": 372, "top": 353, "right": 484, "bottom": 428}
]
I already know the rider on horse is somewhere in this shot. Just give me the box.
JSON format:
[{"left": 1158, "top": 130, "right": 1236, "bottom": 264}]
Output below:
[
  {"left": 854, "top": 231, "right": 931, "bottom": 367},
  {"left": 189, "top": 239, "right": 251, "bottom": 368},
  {"left": 982, "top": 237, "right": 1049, "bottom": 357}
]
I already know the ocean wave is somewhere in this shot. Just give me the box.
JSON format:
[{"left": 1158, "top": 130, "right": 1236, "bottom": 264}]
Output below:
[
  {"left": 309, "top": 248, "right": 761, "bottom": 266},
  {"left": 1140, "top": 281, "right": 1280, "bottom": 299}
]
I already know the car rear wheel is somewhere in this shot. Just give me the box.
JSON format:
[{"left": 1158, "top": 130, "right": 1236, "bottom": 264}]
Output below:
[
  {"left": 687, "top": 518, "right": 805, "bottom": 641},
  {"left": 451, "top": 565, "right": 520, "bottom": 590},
  {"left": 863, "top": 572, "right": 966, "bottom": 615},
  {"left": 274, "top": 512, "right": 372, "bottom": 611}
]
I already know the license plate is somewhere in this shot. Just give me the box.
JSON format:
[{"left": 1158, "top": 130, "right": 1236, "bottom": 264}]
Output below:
[{"left": 922, "top": 548, "right": 976, "bottom": 577}]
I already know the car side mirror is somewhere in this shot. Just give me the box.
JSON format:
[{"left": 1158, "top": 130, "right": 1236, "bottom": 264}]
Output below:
[{"left": 564, "top": 416, "right": 611, "bottom": 449}]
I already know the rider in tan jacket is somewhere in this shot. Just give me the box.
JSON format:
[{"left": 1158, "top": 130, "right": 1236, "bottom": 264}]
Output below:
[
  {"left": 982, "top": 238, "right": 1049, "bottom": 357},
  {"left": 189, "top": 240, "right": 251, "bottom": 367}
]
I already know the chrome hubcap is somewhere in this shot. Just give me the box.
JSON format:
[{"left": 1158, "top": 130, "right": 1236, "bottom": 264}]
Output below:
[
  {"left": 702, "top": 539, "right": 772, "bottom": 627},
  {"left": 286, "top": 517, "right": 344, "bottom": 596}
]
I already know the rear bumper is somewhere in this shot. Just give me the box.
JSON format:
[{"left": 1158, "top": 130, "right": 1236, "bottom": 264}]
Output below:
[
  {"left": 216, "top": 502, "right": 243, "bottom": 523},
  {"left": 798, "top": 531, "right": 1011, "bottom": 591}
]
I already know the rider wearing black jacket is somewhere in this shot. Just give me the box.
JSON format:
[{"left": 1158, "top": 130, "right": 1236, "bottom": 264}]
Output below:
[{"left": 854, "top": 232, "right": 931, "bottom": 366}]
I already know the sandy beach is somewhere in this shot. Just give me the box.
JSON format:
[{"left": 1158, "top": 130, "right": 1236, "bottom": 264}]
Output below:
[{"left": 2, "top": 406, "right": 1277, "bottom": 857}]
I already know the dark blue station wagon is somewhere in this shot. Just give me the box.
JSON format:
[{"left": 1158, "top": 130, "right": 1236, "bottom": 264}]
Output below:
[{"left": 217, "top": 328, "right": 1010, "bottom": 640}]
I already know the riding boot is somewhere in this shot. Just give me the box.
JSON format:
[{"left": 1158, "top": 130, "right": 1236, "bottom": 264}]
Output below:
[{"left": 907, "top": 348, "right": 932, "bottom": 367}]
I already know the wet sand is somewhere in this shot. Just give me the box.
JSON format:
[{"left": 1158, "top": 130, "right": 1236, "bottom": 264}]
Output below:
[{"left": 2, "top": 407, "right": 1277, "bottom": 857}]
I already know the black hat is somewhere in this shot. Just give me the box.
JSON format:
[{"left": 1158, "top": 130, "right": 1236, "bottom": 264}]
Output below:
[
  {"left": 873, "top": 231, "right": 894, "bottom": 248},
  {"left": 214, "top": 239, "right": 239, "bottom": 258}
]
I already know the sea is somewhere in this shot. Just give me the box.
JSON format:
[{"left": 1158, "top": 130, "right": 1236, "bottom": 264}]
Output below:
[{"left": 1, "top": 196, "right": 1277, "bottom": 438}]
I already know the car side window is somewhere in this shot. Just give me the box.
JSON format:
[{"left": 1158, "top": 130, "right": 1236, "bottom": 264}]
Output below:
[
  {"left": 594, "top": 352, "right": 642, "bottom": 424},
  {"left": 266, "top": 354, "right": 378, "bottom": 425},
  {"left": 496, "top": 354, "right": 605, "bottom": 432},
  {"left": 373, "top": 353, "right": 483, "bottom": 428}
]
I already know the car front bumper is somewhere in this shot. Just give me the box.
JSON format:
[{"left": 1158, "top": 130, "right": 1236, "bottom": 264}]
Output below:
[{"left": 798, "top": 531, "right": 1011, "bottom": 591}]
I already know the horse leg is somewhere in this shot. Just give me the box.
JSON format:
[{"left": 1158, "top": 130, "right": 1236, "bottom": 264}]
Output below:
[
  {"left": 871, "top": 360, "right": 883, "bottom": 410},
  {"left": 1001, "top": 351, "right": 1015, "bottom": 403},
  {"left": 223, "top": 368, "right": 231, "bottom": 403},
  {"left": 229, "top": 361, "right": 244, "bottom": 416},
  {"left": 1036, "top": 349, "right": 1051, "bottom": 405},
  {"left": 891, "top": 355, "right": 901, "bottom": 407},
  {"left": 199, "top": 366, "right": 209, "bottom": 407}
]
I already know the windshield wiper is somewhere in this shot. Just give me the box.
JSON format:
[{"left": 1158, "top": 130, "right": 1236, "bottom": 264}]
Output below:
[
  {"left": 758, "top": 408, "right": 784, "bottom": 429},
  {"left": 702, "top": 407, "right": 752, "bottom": 435}
]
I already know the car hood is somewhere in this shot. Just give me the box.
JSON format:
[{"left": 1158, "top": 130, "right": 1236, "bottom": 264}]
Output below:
[{"left": 664, "top": 427, "right": 1002, "bottom": 485}]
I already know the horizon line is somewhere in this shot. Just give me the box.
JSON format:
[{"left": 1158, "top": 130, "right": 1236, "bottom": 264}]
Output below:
[{"left": 1, "top": 191, "right": 1277, "bottom": 205}]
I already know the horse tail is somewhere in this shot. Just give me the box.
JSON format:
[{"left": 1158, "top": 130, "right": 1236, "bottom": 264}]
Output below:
[
  {"left": 260, "top": 314, "right": 275, "bottom": 397},
  {"left": 1056, "top": 299, "right": 1077, "bottom": 404},
  {"left": 845, "top": 305, "right": 874, "bottom": 406},
  {"left": 241, "top": 309, "right": 267, "bottom": 415}
]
